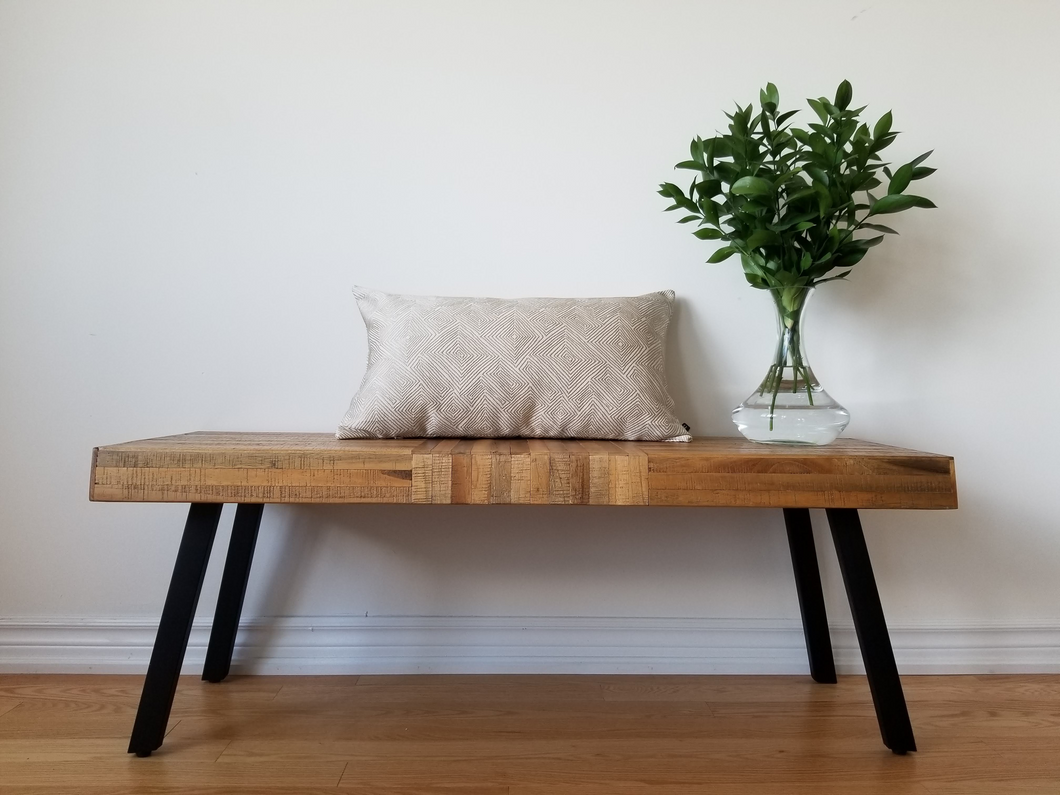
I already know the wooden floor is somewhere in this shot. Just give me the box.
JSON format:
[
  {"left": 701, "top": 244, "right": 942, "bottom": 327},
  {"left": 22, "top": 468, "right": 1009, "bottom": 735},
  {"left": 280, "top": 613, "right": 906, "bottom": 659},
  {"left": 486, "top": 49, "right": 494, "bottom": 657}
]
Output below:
[{"left": 1, "top": 674, "right": 1058, "bottom": 793}]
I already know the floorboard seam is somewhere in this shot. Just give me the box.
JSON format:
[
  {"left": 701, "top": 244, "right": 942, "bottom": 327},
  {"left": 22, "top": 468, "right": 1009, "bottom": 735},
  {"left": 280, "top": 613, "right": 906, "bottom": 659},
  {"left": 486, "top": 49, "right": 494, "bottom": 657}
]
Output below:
[{"left": 214, "top": 739, "right": 232, "bottom": 762}]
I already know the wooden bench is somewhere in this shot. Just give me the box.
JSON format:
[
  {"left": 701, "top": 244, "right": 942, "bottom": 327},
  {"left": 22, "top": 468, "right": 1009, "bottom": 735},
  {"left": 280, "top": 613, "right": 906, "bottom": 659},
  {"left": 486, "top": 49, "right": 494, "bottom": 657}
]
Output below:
[{"left": 90, "top": 432, "right": 958, "bottom": 757}]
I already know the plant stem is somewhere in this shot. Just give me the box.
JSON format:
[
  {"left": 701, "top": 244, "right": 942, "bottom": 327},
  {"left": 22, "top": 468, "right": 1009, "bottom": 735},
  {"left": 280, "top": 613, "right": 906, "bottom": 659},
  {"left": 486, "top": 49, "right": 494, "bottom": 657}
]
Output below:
[
  {"left": 769, "top": 371, "right": 780, "bottom": 432},
  {"left": 759, "top": 363, "right": 779, "bottom": 397},
  {"left": 791, "top": 316, "right": 815, "bottom": 406},
  {"left": 765, "top": 286, "right": 818, "bottom": 433}
]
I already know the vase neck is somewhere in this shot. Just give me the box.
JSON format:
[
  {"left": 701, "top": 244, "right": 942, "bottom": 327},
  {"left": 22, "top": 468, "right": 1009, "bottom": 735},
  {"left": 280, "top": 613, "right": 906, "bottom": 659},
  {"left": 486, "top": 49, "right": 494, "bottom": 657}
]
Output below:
[
  {"left": 766, "top": 286, "right": 816, "bottom": 385},
  {"left": 770, "top": 286, "right": 814, "bottom": 332}
]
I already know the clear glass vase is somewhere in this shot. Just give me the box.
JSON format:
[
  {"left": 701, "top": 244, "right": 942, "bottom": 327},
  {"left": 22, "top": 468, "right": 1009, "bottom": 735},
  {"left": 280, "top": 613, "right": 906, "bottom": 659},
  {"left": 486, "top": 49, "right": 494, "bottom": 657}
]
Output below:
[{"left": 731, "top": 286, "right": 849, "bottom": 445}]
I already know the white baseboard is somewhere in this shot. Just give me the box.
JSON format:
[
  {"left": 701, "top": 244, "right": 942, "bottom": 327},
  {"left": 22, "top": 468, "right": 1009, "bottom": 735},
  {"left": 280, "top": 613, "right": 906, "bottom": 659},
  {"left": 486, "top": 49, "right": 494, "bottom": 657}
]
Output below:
[{"left": 0, "top": 616, "right": 1058, "bottom": 675}]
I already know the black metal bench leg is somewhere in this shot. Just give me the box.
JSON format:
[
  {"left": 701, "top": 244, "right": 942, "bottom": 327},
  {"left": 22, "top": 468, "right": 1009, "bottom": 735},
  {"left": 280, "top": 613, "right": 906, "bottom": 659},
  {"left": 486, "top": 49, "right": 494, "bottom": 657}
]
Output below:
[
  {"left": 129, "top": 503, "right": 223, "bottom": 756},
  {"left": 826, "top": 508, "right": 916, "bottom": 754},
  {"left": 783, "top": 508, "right": 837, "bottom": 684},
  {"left": 203, "top": 503, "right": 263, "bottom": 683}
]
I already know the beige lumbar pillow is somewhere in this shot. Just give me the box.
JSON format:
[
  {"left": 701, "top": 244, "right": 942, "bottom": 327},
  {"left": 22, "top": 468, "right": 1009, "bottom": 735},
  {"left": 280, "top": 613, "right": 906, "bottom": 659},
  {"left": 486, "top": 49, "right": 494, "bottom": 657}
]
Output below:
[{"left": 337, "top": 288, "right": 690, "bottom": 442}]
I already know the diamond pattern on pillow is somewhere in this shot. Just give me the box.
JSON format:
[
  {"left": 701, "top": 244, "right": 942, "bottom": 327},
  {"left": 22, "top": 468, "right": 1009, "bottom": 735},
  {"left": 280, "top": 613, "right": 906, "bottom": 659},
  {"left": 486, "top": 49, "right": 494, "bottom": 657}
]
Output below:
[{"left": 337, "top": 288, "right": 690, "bottom": 441}]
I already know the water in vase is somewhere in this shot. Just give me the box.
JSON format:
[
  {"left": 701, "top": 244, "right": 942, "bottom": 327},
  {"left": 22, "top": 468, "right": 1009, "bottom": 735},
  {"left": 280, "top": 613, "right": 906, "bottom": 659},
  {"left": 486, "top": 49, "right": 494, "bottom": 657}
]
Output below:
[{"left": 731, "top": 287, "right": 850, "bottom": 445}]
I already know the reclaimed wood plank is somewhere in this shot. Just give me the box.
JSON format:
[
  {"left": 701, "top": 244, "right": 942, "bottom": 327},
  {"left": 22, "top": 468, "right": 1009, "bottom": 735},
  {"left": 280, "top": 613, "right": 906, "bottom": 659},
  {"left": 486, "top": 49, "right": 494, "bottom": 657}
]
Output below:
[
  {"left": 510, "top": 440, "right": 532, "bottom": 505},
  {"left": 470, "top": 440, "right": 494, "bottom": 505},
  {"left": 528, "top": 440, "right": 551, "bottom": 505},
  {"left": 450, "top": 440, "right": 475, "bottom": 505},
  {"left": 430, "top": 440, "right": 459, "bottom": 505},
  {"left": 89, "top": 433, "right": 956, "bottom": 508},
  {"left": 491, "top": 445, "right": 512, "bottom": 505},
  {"left": 546, "top": 440, "right": 572, "bottom": 505}
]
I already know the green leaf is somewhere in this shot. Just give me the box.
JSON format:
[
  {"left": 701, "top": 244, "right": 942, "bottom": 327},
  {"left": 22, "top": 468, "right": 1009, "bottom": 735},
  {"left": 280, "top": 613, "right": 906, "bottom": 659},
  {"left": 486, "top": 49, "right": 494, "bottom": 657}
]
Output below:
[
  {"left": 911, "top": 166, "right": 936, "bottom": 180},
  {"left": 674, "top": 160, "right": 707, "bottom": 171},
  {"left": 730, "top": 176, "right": 774, "bottom": 196},
  {"left": 833, "top": 248, "right": 869, "bottom": 268},
  {"left": 806, "top": 97, "right": 828, "bottom": 123},
  {"left": 869, "top": 133, "right": 897, "bottom": 153},
  {"left": 776, "top": 109, "right": 798, "bottom": 125},
  {"left": 873, "top": 111, "right": 892, "bottom": 140},
  {"left": 746, "top": 230, "right": 782, "bottom": 248},
  {"left": 694, "top": 179, "right": 722, "bottom": 197},
  {"left": 765, "top": 82, "right": 780, "bottom": 107},
  {"left": 699, "top": 198, "right": 720, "bottom": 226},
  {"left": 772, "top": 171, "right": 805, "bottom": 189},
  {"left": 860, "top": 222, "right": 900, "bottom": 234},
  {"left": 837, "top": 118, "right": 857, "bottom": 146},
  {"left": 852, "top": 235, "right": 885, "bottom": 248},
  {"left": 785, "top": 187, "right": 817, "bottom": 205},
  {"left": 714, "top": 161, "right": 739, "bottom": 181},
  {"left": 834, "top": 80, "right": 852, "bottom": 111},
  {"left": 739, "top": 200, "right": 769, "bottom": 213},
  {"left": 690, "top": 136, "right": 705, "bottom": 164},
  {"left": 707, "top": 246, "right": 737, "bottom": 263},
  {"left": 815, "top": 183, "right": 832, "bottom": 215},
  {"left": 814, "top": 270, "right": 852, "bottom": 284},
  {"left": 677, "top": 215, "right": 700, "bottom": 224},
  {"left": 888, "top": 163, "right": 913, "bottom": 195},
  {"left": 693, "top": 227, "right": 724, "bottom": 240},
  {"left": 659, "top": 182, "right": 699, "bottom": 214},
  {"left": 771, "top": 211, "right": 817, "bottom": 231},
  {"left": 869, "top": 193, "right": 935, "bottom": 215},
  {"left": 805, "top": 166, "right": 829, "bottom": 186},
  {"left": 911, "top": 150, "right": 933, "bottom": 167}
]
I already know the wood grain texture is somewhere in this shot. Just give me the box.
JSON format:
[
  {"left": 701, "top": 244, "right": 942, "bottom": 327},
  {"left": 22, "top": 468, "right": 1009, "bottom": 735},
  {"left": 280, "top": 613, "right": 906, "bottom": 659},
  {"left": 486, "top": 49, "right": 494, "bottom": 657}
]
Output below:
[
  {"left": 89, "top": 432, "right": 957, "bottom": 508},
  {"left": 1, "top": 674, "right": 1057, "bottom": 793}
]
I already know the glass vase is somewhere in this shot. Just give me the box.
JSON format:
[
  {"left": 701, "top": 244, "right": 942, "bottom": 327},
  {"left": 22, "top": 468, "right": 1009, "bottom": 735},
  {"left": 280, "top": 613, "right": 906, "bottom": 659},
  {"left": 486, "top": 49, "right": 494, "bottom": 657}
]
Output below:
[{"left": 731, "top": 286, "right": 849, "bottom": 445}]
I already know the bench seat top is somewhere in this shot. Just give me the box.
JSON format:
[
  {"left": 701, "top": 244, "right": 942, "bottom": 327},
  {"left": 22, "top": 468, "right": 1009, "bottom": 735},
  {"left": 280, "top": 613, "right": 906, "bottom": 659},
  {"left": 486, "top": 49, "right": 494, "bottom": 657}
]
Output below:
[{"left": 90, "top": 432, "right": 957, "bottom": 509}]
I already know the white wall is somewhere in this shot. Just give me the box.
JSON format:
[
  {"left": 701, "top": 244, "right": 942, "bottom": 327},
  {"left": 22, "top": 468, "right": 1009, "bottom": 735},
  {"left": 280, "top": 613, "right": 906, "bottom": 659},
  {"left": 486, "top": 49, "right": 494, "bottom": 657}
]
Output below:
[{"left": 1, "top": 0, "right": 1058, "bottom": 673}]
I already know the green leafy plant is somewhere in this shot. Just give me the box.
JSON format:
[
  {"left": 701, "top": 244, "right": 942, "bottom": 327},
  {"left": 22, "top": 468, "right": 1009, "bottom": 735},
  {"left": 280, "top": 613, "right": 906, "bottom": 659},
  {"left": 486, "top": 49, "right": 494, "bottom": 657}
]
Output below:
[{"left": 659, "top": 80, "right": 936, "bottom": 428}]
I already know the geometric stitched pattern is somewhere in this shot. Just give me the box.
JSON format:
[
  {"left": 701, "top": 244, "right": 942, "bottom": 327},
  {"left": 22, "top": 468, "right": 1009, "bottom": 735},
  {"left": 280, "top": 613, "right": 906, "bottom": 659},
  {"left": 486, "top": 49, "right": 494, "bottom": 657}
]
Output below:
[{"left": 337, "top": 288, "right": 691, "bottom": 442}]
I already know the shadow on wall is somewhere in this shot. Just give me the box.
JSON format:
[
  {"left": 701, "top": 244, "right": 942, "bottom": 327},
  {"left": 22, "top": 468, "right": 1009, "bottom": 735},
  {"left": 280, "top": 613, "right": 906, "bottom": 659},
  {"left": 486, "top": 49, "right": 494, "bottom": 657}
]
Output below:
[
  {"left": 241, "top": 502, "right": 799, "bottom": 636},
  {"left": 666, "top": 295, "right": 731, "bottom": 437},
  {"left": 814, "top": 172, "right": 1022, "bottom": 385},
  {"left": 848, "top": 492, "right": 1060, "bottom": 625},
  {"left": 242, "top": 490, "right": 1060, "bottom": 655},
  {"left": 804, "top": 172, "right": 1057, "bottom": 625},
  {"left": 246, "top": 507, "right": 326, "bottom": 655}
]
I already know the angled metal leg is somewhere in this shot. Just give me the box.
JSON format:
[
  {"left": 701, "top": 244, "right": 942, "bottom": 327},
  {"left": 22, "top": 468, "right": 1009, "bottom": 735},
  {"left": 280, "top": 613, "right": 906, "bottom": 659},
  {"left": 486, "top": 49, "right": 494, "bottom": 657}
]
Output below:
[
  {"left": 827, "top": 508, "right": 916, "bottom": 754},
  {"left": 129, "top": 503, "right": 222, "bottom": 756},
  {"left": 783, "top": 509, "right": 837, "bottom": 684},
  {"left": 203, "top": 503, "right": 263, "bottom": 683}
]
